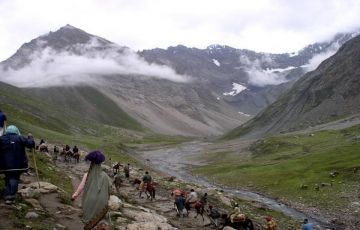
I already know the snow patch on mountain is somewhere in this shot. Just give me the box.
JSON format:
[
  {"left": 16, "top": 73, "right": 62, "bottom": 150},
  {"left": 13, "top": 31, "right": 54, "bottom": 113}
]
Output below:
[
  {"left": 212, "top": 59, "right": 220, "bottom": 66},
  {"left": 264, "top": 66, "right": 296, "bottom": 73},
  {"left": 238, "top": 111, "right": 251, "bottom": 117},
  {"left": 223, "top": 83, "right": 247, "bottom": 96}
]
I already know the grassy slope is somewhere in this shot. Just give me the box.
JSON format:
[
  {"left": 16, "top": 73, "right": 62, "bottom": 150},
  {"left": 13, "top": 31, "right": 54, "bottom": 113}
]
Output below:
[
  {"left": 194, "top": 125, "right": 360, "bottom": 212},
  {"left": 27, "top": 86, "right": 143, "bottom": 131}
]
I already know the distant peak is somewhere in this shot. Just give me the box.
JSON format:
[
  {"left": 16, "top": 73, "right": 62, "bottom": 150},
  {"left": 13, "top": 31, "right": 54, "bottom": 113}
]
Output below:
[{"left": 61, "top": 24, "right": 78, "bottom": 30}]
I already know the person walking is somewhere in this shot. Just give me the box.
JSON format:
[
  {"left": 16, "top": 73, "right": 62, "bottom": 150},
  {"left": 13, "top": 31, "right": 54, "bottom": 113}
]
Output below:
[
  {"left": 72, "top": 150, "right": 112, "bottom": 230},
  {"left": 0, "top": 110, "right": 7, "bottom": 136},
  {"left": 0, "top": 125, "right": 35, "bottom": 204},
  {"left": 123, "top": 163, "right": 130, "bottom": 179},
  {"left": 264, "top": 216, "right": 277, "bottom": 230},
  {"left": 302, "top": 219, "right": 314, "bottom": 230}
]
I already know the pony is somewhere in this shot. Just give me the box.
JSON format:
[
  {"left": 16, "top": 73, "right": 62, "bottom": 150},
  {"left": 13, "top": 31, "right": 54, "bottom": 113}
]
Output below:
[
  {"left": 144, "top": 182, "right": 156, "bottom": 201},
  {"left": 185, "top": 200, "right": 205, "bottom": 221}
]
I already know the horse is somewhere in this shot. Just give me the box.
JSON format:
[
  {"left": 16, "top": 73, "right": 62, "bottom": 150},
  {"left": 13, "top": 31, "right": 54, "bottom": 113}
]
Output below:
[
  {"left": 144, "top": 182, "right": 156, "bottom": 201},
  {"left": 185, "top": 200, "right": 205, "bottom": 221},
  {"left": 39, "top": 143, "right": 49, "bottom": 153}
]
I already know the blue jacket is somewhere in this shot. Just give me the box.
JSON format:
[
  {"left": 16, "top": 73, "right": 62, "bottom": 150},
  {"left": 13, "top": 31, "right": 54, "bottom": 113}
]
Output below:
[
  {"left": 302, "top": 223, "right": 314, "bottom": 230},
  {"left": 0, "top": 133, "right": 35, "bottom": 173}
]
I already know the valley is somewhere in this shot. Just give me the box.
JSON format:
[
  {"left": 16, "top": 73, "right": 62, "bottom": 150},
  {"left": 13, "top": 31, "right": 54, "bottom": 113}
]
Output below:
[{"left": 0, "top": 24, "right": 359, "bottom": 230}]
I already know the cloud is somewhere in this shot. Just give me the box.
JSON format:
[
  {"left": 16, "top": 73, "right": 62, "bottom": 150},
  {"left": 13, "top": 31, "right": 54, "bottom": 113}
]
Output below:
[
  {"left": 239, "top": 55, "right": 288, "bottom": 87},
  {"left": 1, "top": 0, "right": 360, "bottom": 60},
  {"left": 0, "top": 38, "right": 189, "bottom": 88},
  {"left": 302, "top": 42, "right": 340, "bottom": 71}
]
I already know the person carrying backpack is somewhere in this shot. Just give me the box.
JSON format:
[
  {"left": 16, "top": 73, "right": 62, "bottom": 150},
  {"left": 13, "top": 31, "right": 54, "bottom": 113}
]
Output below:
[
  {"left": 0, "top": 110, "right": 7, "bottom": 136},
  {"left": 0, "top": 125, "right": 35, "bottom": 204}
]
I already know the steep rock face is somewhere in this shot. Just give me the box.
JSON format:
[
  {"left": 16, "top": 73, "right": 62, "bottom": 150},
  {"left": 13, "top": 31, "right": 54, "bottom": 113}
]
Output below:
[{"left": 227, "top": 35, "right": 360, "bottom": 138}]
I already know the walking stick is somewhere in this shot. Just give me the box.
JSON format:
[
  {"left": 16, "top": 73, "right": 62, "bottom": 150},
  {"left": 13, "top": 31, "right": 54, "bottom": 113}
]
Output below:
[{"left": 32, "top": 148, "right": 41, "bottom": 189}]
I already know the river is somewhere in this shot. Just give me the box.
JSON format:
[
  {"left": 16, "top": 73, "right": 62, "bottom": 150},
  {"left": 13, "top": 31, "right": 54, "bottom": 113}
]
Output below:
[{"left": 138, "top": 141, "right": 332, "bottom": 229}]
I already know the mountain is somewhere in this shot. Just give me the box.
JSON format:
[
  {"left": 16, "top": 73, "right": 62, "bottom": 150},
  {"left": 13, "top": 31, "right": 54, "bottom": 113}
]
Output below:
[
  {"left": 140, "top": 31, "right": 359, "bottom": 114},
  {"left": 226, "top": 35, "right": 360, "bottom": 139},
  {"left": 0, "top": 25, "right": 358, "bottom": 136}
]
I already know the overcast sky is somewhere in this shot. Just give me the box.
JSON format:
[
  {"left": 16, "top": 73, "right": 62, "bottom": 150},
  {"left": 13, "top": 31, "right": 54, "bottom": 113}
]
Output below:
[{"left": 0, "top": 0, "right": 360, "bottom": 61}]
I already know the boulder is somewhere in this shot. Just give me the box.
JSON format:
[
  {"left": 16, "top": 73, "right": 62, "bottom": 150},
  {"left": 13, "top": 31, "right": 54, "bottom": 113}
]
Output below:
[
  {"left": 18, "top": 187, "right": 41, "bottom": 199},
  {"left": 108, "top": 195, "right": 123, "bottom": 211},
  {"left": 29, "top": 182, "right": 58, "bottom": 194},
  {"left": 24, "top": 198, "right": 43, "bottom": 210},
  {"left": 122, "top": 209, "right": 167, "bottom": 223},
  {"left": 25, "top": 212, "right": 39, "bottom": 219}
]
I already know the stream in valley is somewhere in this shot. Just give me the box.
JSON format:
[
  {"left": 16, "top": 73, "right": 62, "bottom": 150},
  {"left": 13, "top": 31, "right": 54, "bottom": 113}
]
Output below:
[{"left": 138, "top": 141, "right": 331, "bottom": 229}]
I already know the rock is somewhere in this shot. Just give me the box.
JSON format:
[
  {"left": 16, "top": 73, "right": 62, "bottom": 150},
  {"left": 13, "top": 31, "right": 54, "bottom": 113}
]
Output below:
[
  {"left": 55, "top": 224, "right": 67, "bottom": 229},
  {"left": 122, "top": 209, "right": 168, "bottom": 223},
  {"left": 108, "top": 195, "right": 123, "bottom": 210},
  {"left": 299, "top": 184, "right": 308, "bottom": 190},
  {"left": 126, "top": 222, "right": 177, "bottom": 230},
  {"left": 222, "top": 227, "right": 236, "bottom": 230},
  {"left": 29, "top": 182, "right": 58, "bottom": 194},
  {"left": 18, "top": 187, "right": 41, "bottom": 199},
  {"left": 25, "top": 198, "right": 43, "bottom": 210},
  {"left": 116, "top": 217, "right": 128, "bottom": 224},
  {"left": 314, "top": 184, "right": 320, "bottom": 191},
  {"left": 321, "top": 183, "right": 332, "bottom": 187},
  {"left": 329, "top": 171, "right": 339, "bottom": 178},
  {"left": 25, "top": 211, "right": 39, "bottom": 219}
]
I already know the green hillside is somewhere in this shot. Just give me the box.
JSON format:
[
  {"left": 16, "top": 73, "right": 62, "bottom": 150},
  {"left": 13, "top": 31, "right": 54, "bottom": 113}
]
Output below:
[
  {"left": 195, "top": 125, "right": 360, "bottom": 221},
  {"left": 26, "top": 86, "right": 143, "bottom": 131}
]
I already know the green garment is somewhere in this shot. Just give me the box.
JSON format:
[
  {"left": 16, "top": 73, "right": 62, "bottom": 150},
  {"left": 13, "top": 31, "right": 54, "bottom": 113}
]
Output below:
[
  {"left": 142, "top": 174, "right": 152, "bottom": 183},
  {"left": 82, "top": 163, "right": 111, "bottom": 228}
]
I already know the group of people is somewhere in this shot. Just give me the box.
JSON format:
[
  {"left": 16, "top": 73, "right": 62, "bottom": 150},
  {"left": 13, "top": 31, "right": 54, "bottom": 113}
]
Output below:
[{"left": 0, "top": 109, "right": 315, "bottom": 230}]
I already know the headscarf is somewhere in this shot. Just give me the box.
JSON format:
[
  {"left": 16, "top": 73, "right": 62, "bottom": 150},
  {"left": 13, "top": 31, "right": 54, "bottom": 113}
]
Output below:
[
  {"left": 5, "top": 125, "right": 20, "bottom": 135},
  {"left": 82, "top": 152, "right": 111, "bottom": 230},
  {"left": 85, "top": 150, "right": 105, "bottom": 164}
]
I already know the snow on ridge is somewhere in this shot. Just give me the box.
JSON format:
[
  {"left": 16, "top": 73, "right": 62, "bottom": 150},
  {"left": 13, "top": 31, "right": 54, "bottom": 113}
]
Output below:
[
  {"left": 238, "top": 111, "right": 251, "bottom": 117},
  {"left": 212, "top": 59, "right": 220, "bottom": 66},
  {"left": 223, "top": 83, "right": 247, "bottom": 96},
  {"left": 264, "top": 66, "right": 296, "bottom": 73}
]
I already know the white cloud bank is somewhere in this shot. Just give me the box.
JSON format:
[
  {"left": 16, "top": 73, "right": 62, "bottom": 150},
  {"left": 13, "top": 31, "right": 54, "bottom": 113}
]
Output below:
[
  {"left": 239, "top": 55, "right": 289, "bottom": 87},
  {"left": 301, "top": 42, "right": 340, "bottom": 71},
  {"left": 0, "top": 39, "right": 189, "bottom": 88}
]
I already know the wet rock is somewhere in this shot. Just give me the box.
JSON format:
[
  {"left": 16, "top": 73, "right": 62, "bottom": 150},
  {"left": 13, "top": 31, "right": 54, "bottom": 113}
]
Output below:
[
  {"left": 108, "top": 195, "right": 123, "bottom": 211},
  {"left": 25, "top": 211, "right": 39, "bottom": 219}
]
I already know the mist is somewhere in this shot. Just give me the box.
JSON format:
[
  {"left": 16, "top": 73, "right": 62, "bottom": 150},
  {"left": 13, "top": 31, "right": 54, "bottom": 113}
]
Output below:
[
  {"left": 302, "top": 42, "right": 340, "bottom": 71},
  {"left": 0, "top": 39, "right": 189, "bottom": 88},
  {"left": 239, "top": 55, "right": 288, "bottom": 87}
]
